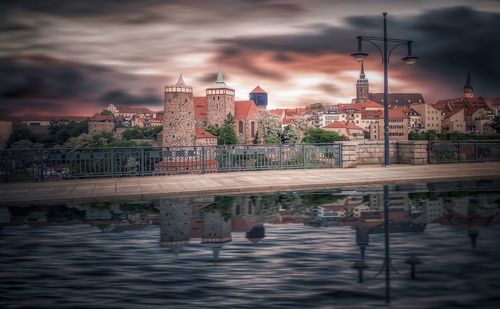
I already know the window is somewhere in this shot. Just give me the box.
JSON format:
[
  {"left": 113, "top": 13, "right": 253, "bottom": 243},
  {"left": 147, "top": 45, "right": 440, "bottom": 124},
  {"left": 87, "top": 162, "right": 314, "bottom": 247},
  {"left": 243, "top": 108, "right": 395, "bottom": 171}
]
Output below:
[
  {"left": 238, "top": 121, "right": 244, "bottom": 134},
  {"left": 251, "top": 121, "right": 255, "bottom": 138}
]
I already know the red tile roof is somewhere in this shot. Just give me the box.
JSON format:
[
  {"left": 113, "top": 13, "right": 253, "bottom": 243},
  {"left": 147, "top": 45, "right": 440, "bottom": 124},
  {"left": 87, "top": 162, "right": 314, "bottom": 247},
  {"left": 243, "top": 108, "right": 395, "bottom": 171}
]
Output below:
[
  {"left": 323, "top": 121, "right": 363, "bottom": 130},
  {"left": 369, "top": 93, "right": 425, "bottom": 106},
  {"left": 361, "top": 110, "right": 383, "bottom": 119},
  {"left": 195, "top": 127, "right": 216, "bottom": 138},
  {"left": 388, "top": 109, "right": 408, "bottom": 119},
  {"left": 193, "top": 96, "right": 207, "bottom": 121},
  {"left": 235, "top": 100, "right": 259, "bottom": 120},
  {"left": 250, "top": 85, "right": 267, "bottom": 94},
  {"left": 115, "top": 106, "right": 154, "bottom": 114}
]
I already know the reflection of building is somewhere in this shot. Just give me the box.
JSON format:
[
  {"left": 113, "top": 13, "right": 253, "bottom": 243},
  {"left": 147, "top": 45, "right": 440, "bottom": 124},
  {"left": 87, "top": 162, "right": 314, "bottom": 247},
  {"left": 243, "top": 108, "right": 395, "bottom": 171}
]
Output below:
[
  {"left": 369, "top": 193, "right": 409, "bottom": 212},
  {"left": 202, "top": 211, "right": 232, "bottom": 261},
  {"left": 159, "top": 199, "right": 192, "bottom": 256}
]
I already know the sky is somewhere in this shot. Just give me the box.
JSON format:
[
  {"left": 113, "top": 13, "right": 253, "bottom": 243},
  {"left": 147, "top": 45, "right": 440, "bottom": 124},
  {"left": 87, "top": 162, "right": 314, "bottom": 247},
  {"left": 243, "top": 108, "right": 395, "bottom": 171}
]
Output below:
[{"left": 0, "top": 0, "right": 499, "bottom": 119}]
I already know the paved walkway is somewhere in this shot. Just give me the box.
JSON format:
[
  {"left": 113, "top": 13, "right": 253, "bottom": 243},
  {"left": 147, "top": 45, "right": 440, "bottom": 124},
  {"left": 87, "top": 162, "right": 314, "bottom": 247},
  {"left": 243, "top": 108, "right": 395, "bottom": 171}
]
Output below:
[{"left": 1, "top": 162, "right": 499, "bottom": 206}]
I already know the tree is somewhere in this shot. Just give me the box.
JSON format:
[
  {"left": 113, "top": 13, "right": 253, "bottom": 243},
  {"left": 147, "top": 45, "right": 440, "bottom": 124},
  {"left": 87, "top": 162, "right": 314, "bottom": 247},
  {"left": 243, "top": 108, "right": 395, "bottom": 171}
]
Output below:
[
  {"left": 282, "top": 118, "right": 309, "bottom": 143},
  {"left": 100, "top": 110, "right": 113, "bottom": 115},
  {"left": 302, "top": 128, "right": 341, "bottom": 144},
  {"left": 10, "top": 139, "right": 44, "bottom": 149},
  {"left": 122, "top": 126, "right": 146, "bottom": 140},
  {"left": 48, "top": 119, "right": 89, "bottom": 146},
  {"left": 205, "top": 114, "right": 238, "bottom": 145},
  {"left": 64, "top": 132, "right": 149, "bottom": 148},
  {"left": 7, "top": 126, "right": 45, "bottom": 148},
  {"left": 255, "top": 111, "right": 282, "bottom": 144},
  {"left": 308, "top": 103, "right": 323, "bottom": 110},
  {"left": 493, "top": 116, "right": 500, "bottom": 133}
]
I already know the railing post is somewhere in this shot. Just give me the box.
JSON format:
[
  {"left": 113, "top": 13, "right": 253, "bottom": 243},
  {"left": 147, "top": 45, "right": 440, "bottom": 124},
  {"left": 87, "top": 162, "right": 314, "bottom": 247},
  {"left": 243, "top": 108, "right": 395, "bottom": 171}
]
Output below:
[
  {"left": 457, "top": 142, "right": 461, "bottom": 162},
  {"left": 302, "top": 144, "right": 306, "bottom": 168},
  {"left": 228, "top": 146, "right": 232, "bottom": 173},
  {"left": 39, "top": 150, "right": 45, "bottom": 182},
  {"left": 279, "top": 144, "right": 283, "bottom": 169},
  {"left": 201, "top": 146, "right": 206, "bottom": 174},
  {"left": 474, "top": 142, "right": 479, "bottom": 162},
  {"left": 338, "top": 143, "right": 342, "bottom": 168},
  {"left": 140, "top": 148, "right": 145, "bottom": 176},
  {"left": 110, "top": 148, "right": 115, "bottom": 177},
  {"left": 427, "top": 141, "right": 432, "bottom": 164}
]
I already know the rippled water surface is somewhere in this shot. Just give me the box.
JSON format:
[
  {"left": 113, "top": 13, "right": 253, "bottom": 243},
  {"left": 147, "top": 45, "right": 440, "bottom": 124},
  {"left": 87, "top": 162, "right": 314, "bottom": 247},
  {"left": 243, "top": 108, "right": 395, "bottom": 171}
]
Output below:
[{"left": 1, "top": 181, "right": 500, "bottom": 308}]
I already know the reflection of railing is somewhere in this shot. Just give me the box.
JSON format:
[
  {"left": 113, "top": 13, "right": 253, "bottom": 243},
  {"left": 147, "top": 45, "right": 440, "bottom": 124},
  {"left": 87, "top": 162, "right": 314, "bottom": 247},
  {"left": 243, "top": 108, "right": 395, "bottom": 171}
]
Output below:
[
  {"left": 428, "top": 140, "right": 500, "bottom": 164},
  {"left": 0, "top": 143, "right": 342, "bottom": 182}
]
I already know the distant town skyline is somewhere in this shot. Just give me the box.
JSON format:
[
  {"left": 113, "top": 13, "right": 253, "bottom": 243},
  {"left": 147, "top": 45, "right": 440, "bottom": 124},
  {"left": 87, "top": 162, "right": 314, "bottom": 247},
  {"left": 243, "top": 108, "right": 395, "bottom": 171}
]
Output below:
[{"left": 1, "top": 0, "right": 499, "bottom": 118}]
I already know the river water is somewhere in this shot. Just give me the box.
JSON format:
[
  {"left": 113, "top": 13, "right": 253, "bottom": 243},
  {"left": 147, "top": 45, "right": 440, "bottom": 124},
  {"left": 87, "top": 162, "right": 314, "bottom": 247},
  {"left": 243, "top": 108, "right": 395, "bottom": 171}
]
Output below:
[{"left": 1, "top": 180, "right": 500, "bottom": 308}]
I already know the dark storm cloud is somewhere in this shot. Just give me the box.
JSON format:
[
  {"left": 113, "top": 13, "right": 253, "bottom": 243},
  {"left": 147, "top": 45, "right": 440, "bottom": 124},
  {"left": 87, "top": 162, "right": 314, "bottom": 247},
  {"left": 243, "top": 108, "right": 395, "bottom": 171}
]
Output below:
[
  {"left": 99, "top": 89, "right": 162, "bottom": 105},
  {"left": 317, "top": 83, "right": 340, "bottom": 94},
  {"left": 0, "top": 55, "right": 165, "bottom": 117},
  {"left": 217, "top": 6, "right": 500, "bottom": 97}
]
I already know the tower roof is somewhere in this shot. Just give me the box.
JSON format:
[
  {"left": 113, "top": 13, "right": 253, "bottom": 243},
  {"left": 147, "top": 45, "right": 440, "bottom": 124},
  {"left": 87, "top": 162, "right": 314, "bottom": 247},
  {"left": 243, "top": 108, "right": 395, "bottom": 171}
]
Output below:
[
  {"left": 176, "top": 74, "right": 187, "bottom": 87},
  {"left": 250, "top": 85, "right": 267, "bottom": 94},
  {"left": 360, "top": 62, "right": 365, "bottom": 79},
  {"left": 207, "top": 66, "right": 234, "bottom": 90}
]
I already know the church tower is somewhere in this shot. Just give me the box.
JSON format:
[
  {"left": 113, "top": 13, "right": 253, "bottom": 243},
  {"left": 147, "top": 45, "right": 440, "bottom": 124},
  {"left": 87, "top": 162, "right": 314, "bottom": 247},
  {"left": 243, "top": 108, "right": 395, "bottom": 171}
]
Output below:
[
  {"left": 206, "top": 67, "right": 235, "bottom": 127},
  {"left": 159, "top": 198, "right": 192, "bottom": 257},
  {"left": 163, "top": 74, "right": 195, "bottom": 147},
  {"left": 356, "top": 62, "right": 369, "bottom": 101},
  {"left": 464, "top": 72, "right": 474, "bottom": 98}
]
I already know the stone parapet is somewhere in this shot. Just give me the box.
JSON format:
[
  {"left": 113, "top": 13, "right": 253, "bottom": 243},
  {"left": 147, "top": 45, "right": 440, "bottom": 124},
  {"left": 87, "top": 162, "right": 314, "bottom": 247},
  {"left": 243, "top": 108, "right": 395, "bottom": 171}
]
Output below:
[{"left": 339, "top": 140, "right": 429, "bottom": 167}]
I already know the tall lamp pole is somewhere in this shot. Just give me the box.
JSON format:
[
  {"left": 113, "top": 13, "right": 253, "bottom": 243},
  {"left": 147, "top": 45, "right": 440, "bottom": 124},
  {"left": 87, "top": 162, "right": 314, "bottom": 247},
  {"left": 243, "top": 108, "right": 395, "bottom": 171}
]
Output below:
[{"left": 351, "top": 12, "right": 418, "bottom": 167}]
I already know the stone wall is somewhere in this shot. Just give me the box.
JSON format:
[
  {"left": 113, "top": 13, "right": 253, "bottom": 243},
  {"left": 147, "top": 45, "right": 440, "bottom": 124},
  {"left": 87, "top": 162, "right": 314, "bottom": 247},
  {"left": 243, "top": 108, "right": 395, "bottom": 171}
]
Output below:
[{"left": 339, "top": 140, "right": 429, "bottom": 167}]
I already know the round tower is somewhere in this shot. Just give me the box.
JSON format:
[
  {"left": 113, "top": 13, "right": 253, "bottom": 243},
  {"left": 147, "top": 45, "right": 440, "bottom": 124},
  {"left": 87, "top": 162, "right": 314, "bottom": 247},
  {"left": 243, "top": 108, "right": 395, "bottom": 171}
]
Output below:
[
  {"left": 159, "top": 198, "right": 192, "bottom": 257},
  {"left": 201, "top": 210, "right": 232, "bottom": 262},
  {"left": 356, "top": 62, "right": 369, "bottom": 101},
  {"left": 206, "top": 68, "right": 235, "bottom": 127},
  {"left": 250, "top": 86, "right": 268, "bottom": 110},
  {"left": 163, "top": 74, "right": 195, "bottom": 147}
]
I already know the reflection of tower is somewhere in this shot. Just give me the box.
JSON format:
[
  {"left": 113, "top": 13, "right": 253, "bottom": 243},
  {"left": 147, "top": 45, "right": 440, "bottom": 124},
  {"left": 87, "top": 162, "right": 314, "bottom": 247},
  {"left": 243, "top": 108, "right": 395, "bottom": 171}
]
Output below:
[
  {"left": 202, "top": 211, "right": 232, "bottom": 261},
  {"left": 468, "top": 197, "right": 480, "bottom": 248},
  {"left": 356, "top": 226, "right": 370, "bottom": 260},
  {"left": 246, "top": 224, "right": 266, "bottom": 244},
  {"left": 206, "top": 66, "right": 235, "bottom": 127},
  {"left": 356, "top": 62, "right": 369, "bottom": 101},
  {"left": 159, "top": 198, "right": 192, "bottom": 257},
  {"left": 464, "top": 72, "right": 474, "bottom": 98},
  {"left": 163, "top": 74, "right": 195, "bottom": 147}
]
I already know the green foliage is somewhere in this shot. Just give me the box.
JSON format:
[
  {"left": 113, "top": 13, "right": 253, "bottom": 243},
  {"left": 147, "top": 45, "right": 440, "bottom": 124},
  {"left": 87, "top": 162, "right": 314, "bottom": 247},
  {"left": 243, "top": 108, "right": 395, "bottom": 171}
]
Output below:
[
  {"left": 100, "top": 110, "right": 113, "bottom": 115},
  {"left": 490, "top": 116, "right": 500, "bottom": 133},
  {"left": 409, "top": 130, "right": 500, "bottom": 141},
  {"left": 302, "top": 128, "right": 341, "bottom": 144},
  {"left": 48, "top": 119, "right": 89, "bottom": 146},
  {"left": 10, "top": 139, "right": 45, "bottom": 149},
  {"left": 252, "top": 131, "right": 260, "bottom": 144},
  {"left": 255, "top": 111, "right": 282, "bottom": 144},
  {"left": 64, "top": 132, "right": 150, "bottom": 148},
  {"left": 308, "top": 103, "right": 323, "bottom": 110},
  {"left": 205, "top": 113, "right": 238, "bottom": 145},
  {"left": 201, "top": 196, "right": 236, "bottom": 220},
  {"left": 122, "top": 126, "right": 163, "bottom": 140},
  {"left": 408, "top": 130, "right": 438, "bottom": 141},
  {"left": 7, "top": 126, "right": 46, "bottom": 148}
]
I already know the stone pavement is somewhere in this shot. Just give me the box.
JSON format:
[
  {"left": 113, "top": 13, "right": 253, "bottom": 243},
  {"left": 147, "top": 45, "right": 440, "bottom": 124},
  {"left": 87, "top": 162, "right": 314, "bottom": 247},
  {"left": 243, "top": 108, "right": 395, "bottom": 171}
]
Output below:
[{"left": 1, "top": 162, "right": 499, "bottom": 206}]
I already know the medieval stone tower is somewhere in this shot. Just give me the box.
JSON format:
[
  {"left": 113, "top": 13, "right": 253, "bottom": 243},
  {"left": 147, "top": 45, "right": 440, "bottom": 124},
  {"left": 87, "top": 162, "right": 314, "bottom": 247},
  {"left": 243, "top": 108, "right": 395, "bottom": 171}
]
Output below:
[
  {"left": 356, "top": 62, "right": 369, "bottom": 101},
  {"left": 464, "top": 72, "right": 474, "bottom": 98},
  {"left": 163, "top": 75, "right": 195, "bottom": 147},
  {"left": 206, "top": 68, "right": 235, "bottom": 127}
]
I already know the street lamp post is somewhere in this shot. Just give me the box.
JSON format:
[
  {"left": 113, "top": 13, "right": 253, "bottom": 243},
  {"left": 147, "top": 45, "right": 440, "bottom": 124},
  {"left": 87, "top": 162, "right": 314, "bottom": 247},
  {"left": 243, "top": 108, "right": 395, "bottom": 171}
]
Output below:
[{"left": 351, "top": 12, "right": 418, "bottom": 167}]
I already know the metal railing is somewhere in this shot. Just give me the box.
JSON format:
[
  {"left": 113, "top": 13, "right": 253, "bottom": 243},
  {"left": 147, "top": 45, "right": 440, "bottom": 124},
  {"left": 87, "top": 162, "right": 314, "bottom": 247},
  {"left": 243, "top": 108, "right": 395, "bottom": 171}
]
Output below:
[
  {"left": 428, "top": 140, "right": 500, "bottom": 163},
  {"left": 0, "top": 144, "right": 342, "bottom": 182}
]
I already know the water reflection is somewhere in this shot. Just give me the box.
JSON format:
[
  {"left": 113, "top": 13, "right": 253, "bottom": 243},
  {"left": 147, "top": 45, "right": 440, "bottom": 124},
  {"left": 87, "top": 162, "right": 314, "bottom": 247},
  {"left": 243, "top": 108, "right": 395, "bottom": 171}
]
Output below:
[{"left": 1, "top": 180, "right": 500, "bottom": 307}]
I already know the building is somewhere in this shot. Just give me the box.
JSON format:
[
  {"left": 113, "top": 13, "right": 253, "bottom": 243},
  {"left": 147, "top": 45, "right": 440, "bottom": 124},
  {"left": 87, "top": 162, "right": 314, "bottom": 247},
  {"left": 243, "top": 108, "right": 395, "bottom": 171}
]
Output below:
[
  {"left": 159, "top": 198, "right": 192, "bottom": 257},
  {"left": 356, "top": 62, "right": 369, "bottom": 101},
  {"left": 322, "top": 121, "right": 364, "bottom": 140},
  {"left": 195, "top": 127, "right": 217, "bottom": 146},
  {"left": 411, "top": 103, "right": 443, "bottom": 133},
  {"left": 249, "top": 86, "right": 268, "bottom": 110},
  {"left": 0, "top": 121, "right": 13, "bottom": 149},
  {"left": 432, "top": 74, "right": 494, "bottom": 134},
  {"left": 206, "top": 70, "right": 236, "bottom": 127},
  {"left": 369, "top": 93, "right": 425, "bottom": 108},
  {"left": 387, "top": 109, "right": 409, "bottom": 140},
  {"left": 162, "top": 75, "right": 196, "bottom": 147},
  {"left": 88, "top": 113, "right": 115, "bottom": 135},
  {"left": 234, "top": 100, "right": 259, "bottom": 143},
  {"left": 105, "top": 104, "right": 156, "bottom": 120}
]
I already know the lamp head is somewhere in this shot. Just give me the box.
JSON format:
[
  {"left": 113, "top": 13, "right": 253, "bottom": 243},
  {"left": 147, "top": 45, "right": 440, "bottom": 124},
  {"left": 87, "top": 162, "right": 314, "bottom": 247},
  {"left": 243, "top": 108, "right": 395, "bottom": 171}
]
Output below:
[
  {"left": 402, "top": 55, "right": 418, "bottom": 65},
  {"left": 351, "top": 52, "right": 368, "bottom": 62}
]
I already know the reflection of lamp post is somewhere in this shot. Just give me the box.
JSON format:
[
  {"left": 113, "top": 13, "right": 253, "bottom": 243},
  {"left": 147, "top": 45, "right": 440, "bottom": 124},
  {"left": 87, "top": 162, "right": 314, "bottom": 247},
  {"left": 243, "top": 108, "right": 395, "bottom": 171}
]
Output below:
[
  {"left": 405, "top": 255, "right": 422, "bottom": 279},
  {"left": 356, "top": 226, "right": 370, "bottom": 260},
  {"left": 351, "top": 12, "right": 418, "bottom": 166},
  {"left": 352, "top": 261, "right": 369, "bottom": 283}
]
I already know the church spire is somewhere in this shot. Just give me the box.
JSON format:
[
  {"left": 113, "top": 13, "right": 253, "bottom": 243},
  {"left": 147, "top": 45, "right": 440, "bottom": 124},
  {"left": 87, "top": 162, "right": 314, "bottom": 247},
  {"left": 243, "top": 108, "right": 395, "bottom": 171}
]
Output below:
[
  {"left": 360, "top": 61, "right": 365, "bottom": 79},
  {"left": 176, "top": 73, "right": 187, "bottom": 87},
  {"left": 356, "top": 61, "right": 369, "bottom": 101},
  {"left": 464, "top": 72, "right": 474, "bottom": 98}
]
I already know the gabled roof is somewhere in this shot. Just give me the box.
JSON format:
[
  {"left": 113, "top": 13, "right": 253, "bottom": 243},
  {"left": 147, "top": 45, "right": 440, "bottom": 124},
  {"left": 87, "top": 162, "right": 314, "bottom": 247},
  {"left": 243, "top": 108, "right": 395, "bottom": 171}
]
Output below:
[
  {"left": 323, "top": 121, "right": 363, "bottom": 130},
  {"left": 250, "top": 85, "right": 267, "bottom": 94},
  {"left": 361, "top": 110, "right": 382, "bottom": 119},
  {"left": 369, "top": 93, "right": 425, "bottom": 106},
  {"left": 195, "top": 127, "right": 216, "bottom": 139},
  {"left": 193, "top": 96, "right": 208, "bottom": 121},
  {"left": 115, "top": 106, "right": 155, "bottom": 114},
  {"left": 388, "top": 109, "right": 408, "bottom": 119},
  {"left": 235, "top": 100, "right": 259, "bottom": 120}
]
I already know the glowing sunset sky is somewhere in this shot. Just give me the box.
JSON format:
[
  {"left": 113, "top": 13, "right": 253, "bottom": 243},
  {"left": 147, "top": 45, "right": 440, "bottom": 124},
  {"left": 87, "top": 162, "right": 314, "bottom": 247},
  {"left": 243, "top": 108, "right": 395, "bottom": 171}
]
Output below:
[{"left": 0, "top": 0, "right": 499, "bottom": 118}]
